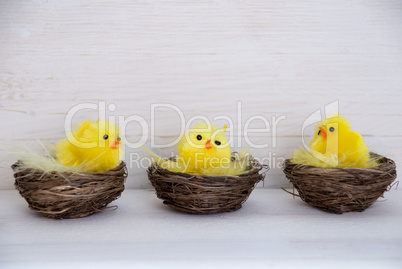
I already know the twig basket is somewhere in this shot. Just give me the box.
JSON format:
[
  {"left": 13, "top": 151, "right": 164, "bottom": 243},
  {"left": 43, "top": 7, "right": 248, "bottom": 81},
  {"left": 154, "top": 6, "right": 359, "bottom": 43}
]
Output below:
[
  {"left": 283, "top": 153, "right": 397, "bottom": 214},
  {"left": 12, "top": 161, "right": 127, "bottom": 219},
  {"left": 147, "top": 157, "right": 268, "bottom": 214}
]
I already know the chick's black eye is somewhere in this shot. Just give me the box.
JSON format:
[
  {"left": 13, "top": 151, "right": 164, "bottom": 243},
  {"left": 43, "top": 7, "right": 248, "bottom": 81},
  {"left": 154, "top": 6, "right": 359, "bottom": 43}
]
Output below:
[
  {"left": 103, "top": 134, "right": 109, "bottom": 140},
  {"left": 329, "top": 127, "right": 335, "bottom": 132},
  {"left": 117, "top": 136, "right": 121, "bottom": 141},
  {"left": 196, "top": 135, "right": 202, "bottom": 140},
  {"left": 215, "top": 140, "right": 221, "bottom": 146},
  {"left": 318, "top": 130, "right": 321, "bottom": 135}
]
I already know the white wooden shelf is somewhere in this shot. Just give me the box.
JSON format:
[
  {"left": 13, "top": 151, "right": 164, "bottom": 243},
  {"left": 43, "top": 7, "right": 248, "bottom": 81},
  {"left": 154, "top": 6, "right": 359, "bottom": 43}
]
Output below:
[{"left": 1, "top": 188, "right": 401, "bottom": 268}]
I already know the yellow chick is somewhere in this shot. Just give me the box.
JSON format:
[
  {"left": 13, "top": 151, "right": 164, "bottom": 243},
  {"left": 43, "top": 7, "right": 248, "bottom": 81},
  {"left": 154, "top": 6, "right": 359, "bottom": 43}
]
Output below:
[
  {"left": 292, "top": 115, "right": 377, "bottom": 168},
  {"left": 56, "top": 119, "right": 123, "bottom": 172},
  {"left": 144, "top": 121, "right": 250, "bottom": 175},
  {"left": 198, "top": 146, "right": 251, "bottom": 175},
  {"left": 176, "top": 121, "right": 231, "bottom": 174}
]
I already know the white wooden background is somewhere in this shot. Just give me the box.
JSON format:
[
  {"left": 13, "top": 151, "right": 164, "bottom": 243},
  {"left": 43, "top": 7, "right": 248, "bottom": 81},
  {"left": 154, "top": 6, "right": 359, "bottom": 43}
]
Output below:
[
  {"left": 1, "top": 1, "right": 402, "bottom": 268},
  {"left": 1, "top": 0, "right": 401, "bottom": 190}
]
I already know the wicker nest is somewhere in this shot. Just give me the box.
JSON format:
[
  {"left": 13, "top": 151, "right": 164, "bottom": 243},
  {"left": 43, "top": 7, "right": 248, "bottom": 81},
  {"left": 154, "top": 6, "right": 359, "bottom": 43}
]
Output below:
[
  {"left": 12, "top": 161, "right": 127, "bottom": 219},
  {"left": 283, "top": 153, "right": 397, "bottom": 214},
  {"left": 147, "top": 157, "right": 268, "bottom": 214}
]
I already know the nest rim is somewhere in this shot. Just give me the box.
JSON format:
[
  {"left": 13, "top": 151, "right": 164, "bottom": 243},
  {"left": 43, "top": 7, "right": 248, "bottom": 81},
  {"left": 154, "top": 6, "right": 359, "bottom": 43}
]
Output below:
[
  {"left": 12, "top": 161, "right": 127, "bottom": 219},
  {"left": 283, "top": 152, "right": 397, "bottom": 214},
  {"left": 147, "top": 156, "right": 269, "bottom": 214}
]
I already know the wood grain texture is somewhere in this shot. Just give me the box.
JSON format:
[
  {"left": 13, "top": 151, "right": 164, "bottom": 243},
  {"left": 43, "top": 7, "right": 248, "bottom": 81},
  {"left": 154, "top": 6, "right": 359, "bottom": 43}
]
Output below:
[
  {"left": 1, "top": 189, "right": 402, "bottom": 268},
  {"left": 1, "top": 0, "right": 401, "bottom": 189}
]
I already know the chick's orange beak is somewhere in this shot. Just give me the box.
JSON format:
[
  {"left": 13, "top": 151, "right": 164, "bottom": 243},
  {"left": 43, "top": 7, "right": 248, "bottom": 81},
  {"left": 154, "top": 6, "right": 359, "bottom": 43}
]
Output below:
[
  {"left": 205, "top": 139, "right": 212, "bottom": 150},
  {"left": 319, "top": 127, "right": 327, "bottom": 138},
  {"left": 110, "top": 140, "right": 121, "bottom": 149}
]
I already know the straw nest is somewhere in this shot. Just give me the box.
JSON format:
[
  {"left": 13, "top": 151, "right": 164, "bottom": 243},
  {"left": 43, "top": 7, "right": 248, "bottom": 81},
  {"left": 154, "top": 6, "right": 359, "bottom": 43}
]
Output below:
[
  {"left": 12, "top": 161, "right": 127, "bottom": 219},
  {"left": 283, "top": 153, "right": 397, "bottom": 214},
  {"left": 147, "top": 157, "right": 268, "bottom": 214}
]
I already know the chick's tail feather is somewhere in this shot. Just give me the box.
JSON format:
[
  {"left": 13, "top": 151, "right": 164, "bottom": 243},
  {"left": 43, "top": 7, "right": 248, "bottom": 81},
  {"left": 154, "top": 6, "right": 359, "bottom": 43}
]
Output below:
[
  {"left": 138, "top": 146, "right": 190, "bottom": 173},
  {"left": 10, "top": 142, "right": 85, "bottom": 173}
]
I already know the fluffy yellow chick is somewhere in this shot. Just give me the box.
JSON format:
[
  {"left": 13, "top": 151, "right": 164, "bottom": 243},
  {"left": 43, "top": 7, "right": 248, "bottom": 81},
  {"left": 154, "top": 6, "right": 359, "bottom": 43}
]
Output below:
[
  {"left": 176, "top": 121, "right": 231, "bottom": 174},
  {"left": 56, "top": 119, "right": 123, "bottom": 172},
  {"left": 198, "top": 146, "right": 251, "bottom": 175},
  {"left": 292, "top": 115, "right": 378, "bottom": 168},
  {"left": 145, "top": 121, "right": 250, "bottom": 175}
]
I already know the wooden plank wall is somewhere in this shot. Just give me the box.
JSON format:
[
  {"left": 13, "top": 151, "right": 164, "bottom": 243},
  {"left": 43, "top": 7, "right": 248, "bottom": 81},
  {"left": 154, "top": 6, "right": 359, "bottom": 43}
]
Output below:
[{"left": 1, "top": 0, "right": 401, "bottom": 189}]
